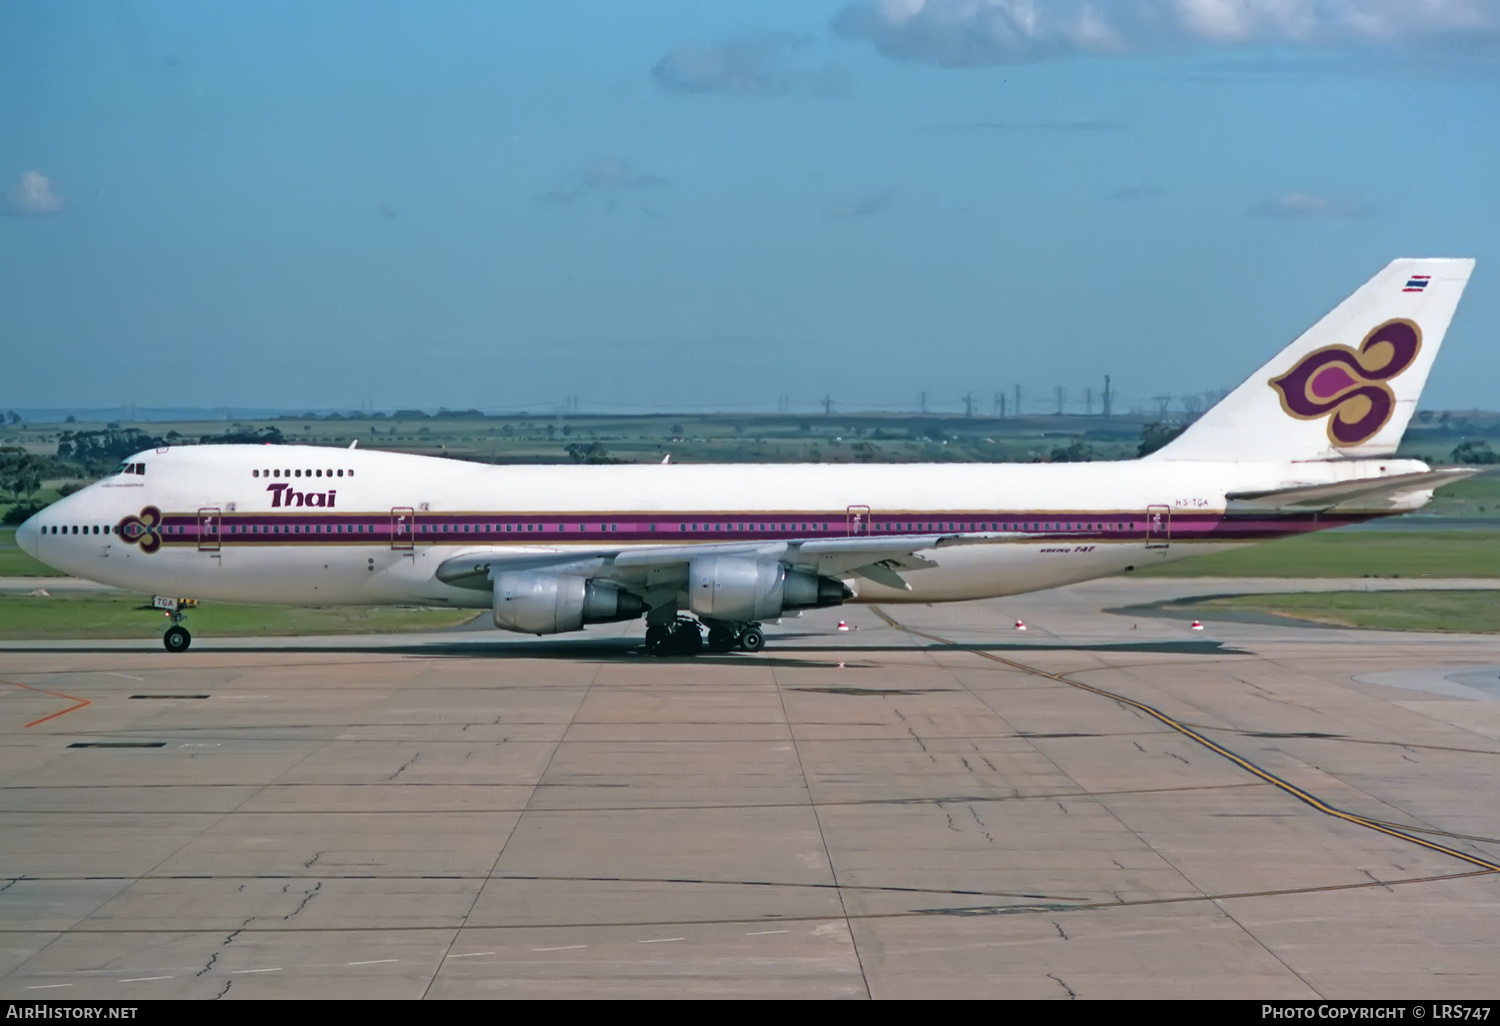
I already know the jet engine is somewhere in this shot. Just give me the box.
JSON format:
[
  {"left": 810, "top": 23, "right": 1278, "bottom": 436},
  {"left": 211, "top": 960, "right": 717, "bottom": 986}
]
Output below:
[
  {"left": 688, "top": 557, "right": 850, "bottom": 622},
  {"left": 493, "top": 572, "right": 644, "bottom": 635}
]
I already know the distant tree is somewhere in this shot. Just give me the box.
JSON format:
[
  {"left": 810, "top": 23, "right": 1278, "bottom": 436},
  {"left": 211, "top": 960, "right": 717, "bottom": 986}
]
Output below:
[
  {"left": 2, "top": 500, "right": 44, "bottom": 525},
  {"left": 1451, "top": 440, "right": 1500, "bottom": 465},
  {"left": 201, "top": 426, "right": 282, "bottom": 445},
  {"left": 54, "top": 428, "right": 165, "bottom": 470},
  {"left": 1049, "top": 438, "right": 1096, "bottom": 463},
  {"left": 1138, "top": 422, "right": 1187, "bottom": 457},
  {"left": 64, "top": 414, "right": 75, "bottom": 423},
  {"left": 564, "top": 441, "right": 618, "bottom": 465},
  {"left": 562, "top": 424, "right": 573, "bottom": 436},
  {"left": 0, "top": 450, "right": 48, "bottom": 500}
]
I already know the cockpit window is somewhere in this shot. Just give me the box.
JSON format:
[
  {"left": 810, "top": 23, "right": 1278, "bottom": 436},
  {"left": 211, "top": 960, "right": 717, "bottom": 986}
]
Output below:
[{"left": 110, "top": 462, "right": 130, "bottom": 476}]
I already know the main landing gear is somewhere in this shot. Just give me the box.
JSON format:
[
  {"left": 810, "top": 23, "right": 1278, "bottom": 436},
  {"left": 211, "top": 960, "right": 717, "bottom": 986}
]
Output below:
[
  {"left": 645, "top": 617, "right": 765, "bottom": 656},
  {"left": 646, "top": 616, "right": 703, "bottom": 656},
  {"left": 706, "top": 622, "right": 765, "bottom": 653}
]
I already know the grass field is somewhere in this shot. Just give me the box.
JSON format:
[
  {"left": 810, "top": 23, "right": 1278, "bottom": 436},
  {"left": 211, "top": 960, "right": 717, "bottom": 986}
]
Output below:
[
  {"left": 0, "top": 528, "right": 61, "bottom": 577},
  {"left": 1139, "top": 530, "right": 1500, "bottom": 578},
  {"left": 0, "top": 594, "right": 481, "bottom": 640},
  {"left": 1191, "top": 590, "right": 1500, "bottom": 633}
]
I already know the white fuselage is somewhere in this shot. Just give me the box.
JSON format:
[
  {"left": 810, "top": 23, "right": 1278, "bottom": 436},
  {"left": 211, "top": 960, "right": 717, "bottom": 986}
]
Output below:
[{"left": 17, "top": 445, "right": 1427, "bottom": 612}]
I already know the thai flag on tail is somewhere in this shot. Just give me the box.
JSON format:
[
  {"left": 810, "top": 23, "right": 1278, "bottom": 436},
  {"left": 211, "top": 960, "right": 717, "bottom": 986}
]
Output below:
[{"left": 1403, "top": 275, "right": 1431, "bottom": 293}]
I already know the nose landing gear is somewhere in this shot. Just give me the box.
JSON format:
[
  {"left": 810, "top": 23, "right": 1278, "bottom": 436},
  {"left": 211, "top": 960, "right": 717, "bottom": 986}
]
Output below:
[
  {"left": 154, "top": 596, "right": 197, "bottom": 653},
  {"left": 164, "top": 624, "right": 191, "bottom": 653}
]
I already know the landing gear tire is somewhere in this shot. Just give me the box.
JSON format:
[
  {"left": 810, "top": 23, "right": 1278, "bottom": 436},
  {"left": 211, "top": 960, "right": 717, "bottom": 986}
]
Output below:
[
  {"left": 706, "top": 626, "right": 736, "bottom": 653},
  {"left": 164, "top": 625, "right": 192, "bottom": 653},
  {"left": 645, "top": 624, "right": 670, "bottom": 652},
  {"left": 738, "top": 626, "right": 765, "bottom": 652},
  {"left": 647, "top": 617, "right": 703, "bottom": 657}
]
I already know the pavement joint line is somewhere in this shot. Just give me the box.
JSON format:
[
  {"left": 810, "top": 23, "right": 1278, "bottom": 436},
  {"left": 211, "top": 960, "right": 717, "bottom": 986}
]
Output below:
[
  {"left": 0, "top": 869, "right": 1485, "bottom": 937},
  {"left": 871, "top": 605, "right": 1500, "bottom": 875}
]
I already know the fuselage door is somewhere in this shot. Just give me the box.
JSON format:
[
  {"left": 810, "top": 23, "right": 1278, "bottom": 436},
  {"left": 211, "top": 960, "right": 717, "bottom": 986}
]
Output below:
[
  {"left": 847, "top": 505, "right": 872, "bottom": 536},
  {"left": 391, "top": 507, "right": 415, "bottom": 550},
  {"left": 197, "top": 508, "right": 221, "bottom": 552},
  {"left": 1146, "top": 504, "right": 1170, "bottom": 549}
]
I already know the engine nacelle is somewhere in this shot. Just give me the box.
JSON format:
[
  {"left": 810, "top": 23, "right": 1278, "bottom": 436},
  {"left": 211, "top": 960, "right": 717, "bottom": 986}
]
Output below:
[
  {"left": 493, "top": 572, "right": 644, "bottom": 635},
  {"left": 688, "top": 557, "right": 849, "bottom": 622}
]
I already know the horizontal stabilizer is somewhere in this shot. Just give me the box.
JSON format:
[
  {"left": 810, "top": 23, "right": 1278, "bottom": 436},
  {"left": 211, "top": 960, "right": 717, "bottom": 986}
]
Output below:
[{"left": 1225, "top": 468, "right": 1476, "bottom": 515}]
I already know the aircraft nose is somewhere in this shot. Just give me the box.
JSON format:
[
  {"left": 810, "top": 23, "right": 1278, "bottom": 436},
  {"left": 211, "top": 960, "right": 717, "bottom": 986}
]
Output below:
[{"left": 16, "top": 513, "right": 40, "bottom": 559}]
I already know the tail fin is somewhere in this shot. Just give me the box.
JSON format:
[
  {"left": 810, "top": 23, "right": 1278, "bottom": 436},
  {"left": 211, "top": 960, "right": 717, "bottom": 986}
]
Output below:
[{"left": 1148, "top": 258, "right": 1475, "bottom": 462}]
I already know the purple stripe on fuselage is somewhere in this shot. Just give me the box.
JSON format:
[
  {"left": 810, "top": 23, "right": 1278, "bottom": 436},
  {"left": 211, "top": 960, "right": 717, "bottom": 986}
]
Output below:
[{"left": 147, "top": 509, "right": 1379, "bottom": 546}]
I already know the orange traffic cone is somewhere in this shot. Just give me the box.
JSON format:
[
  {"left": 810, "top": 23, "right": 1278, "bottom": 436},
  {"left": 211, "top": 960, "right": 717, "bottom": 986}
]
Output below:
[
  {"left": 1190, "top": 620, "right": 1204, "bottom": 631},
  {"left": 837, "top": 621, "right": 850, "bottom": 631},
  {"left": 1014, "top": 619, "right": 1027, "bottom": 631}
]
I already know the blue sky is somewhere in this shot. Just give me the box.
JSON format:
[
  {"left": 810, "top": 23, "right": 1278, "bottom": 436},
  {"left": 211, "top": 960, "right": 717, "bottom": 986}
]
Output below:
[{"left": 2, "top": 0, "right": 1498, "bottom": 415}]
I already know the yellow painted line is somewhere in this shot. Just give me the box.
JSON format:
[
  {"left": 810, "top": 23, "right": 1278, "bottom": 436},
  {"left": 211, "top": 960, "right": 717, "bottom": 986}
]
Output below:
[{"left": 871, "top": 607, "right": 1500, "bottom": 875}]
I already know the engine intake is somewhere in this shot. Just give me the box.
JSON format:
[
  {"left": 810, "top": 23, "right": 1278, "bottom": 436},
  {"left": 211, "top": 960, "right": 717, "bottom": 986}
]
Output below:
[
  {"left": 493, "top": 572, "right": 644, "bottom": 635},
  {"left": 688, "top": 557, "right": 850, "bottom": 622}
]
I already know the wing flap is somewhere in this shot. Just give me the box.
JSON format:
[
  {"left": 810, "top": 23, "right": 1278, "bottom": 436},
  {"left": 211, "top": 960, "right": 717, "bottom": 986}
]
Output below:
[{"left": 434, "top": 531, "right": 1038, "bottom": 591}]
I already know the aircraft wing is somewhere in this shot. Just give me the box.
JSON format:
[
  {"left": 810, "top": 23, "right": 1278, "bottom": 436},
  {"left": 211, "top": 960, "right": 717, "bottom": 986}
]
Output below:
[
  {"left": 434, "top": 530, "right": 1032, "bottom": 593},
  {"left": 1224, "top": 468, "right": 1476, "bottom": 515}
]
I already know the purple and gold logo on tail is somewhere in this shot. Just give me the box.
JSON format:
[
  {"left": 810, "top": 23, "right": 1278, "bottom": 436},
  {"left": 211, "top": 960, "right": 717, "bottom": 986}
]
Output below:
[
  {"left": 1269, "top": 319, "right": 1422, "bottom": 447},
  {"left": 118, "top": 506, "right": 163, "bottom": 554}
]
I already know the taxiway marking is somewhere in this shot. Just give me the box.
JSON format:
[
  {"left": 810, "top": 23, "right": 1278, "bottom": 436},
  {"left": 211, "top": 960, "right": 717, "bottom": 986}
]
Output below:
[
  {"left": 4, "top": 678, "right": 92, "bottom": 728},
  {"left": 872, "top": 606, "right": 1500, "bottom": 875}
]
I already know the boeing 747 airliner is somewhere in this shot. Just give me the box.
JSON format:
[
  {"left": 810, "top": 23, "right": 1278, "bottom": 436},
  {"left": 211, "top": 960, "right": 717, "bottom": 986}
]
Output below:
[{"left": 16, "top": 258, "right": 1477, "bottom": 653}]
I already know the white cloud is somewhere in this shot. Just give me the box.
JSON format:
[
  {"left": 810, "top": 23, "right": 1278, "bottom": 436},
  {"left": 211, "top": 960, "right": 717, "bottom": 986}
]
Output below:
[
  {"left": 3, "top": 171, "right": 65, "bottom": 217},
  {"left": 651, "top": 33, "right": 853, "bottom": 97},
  {"left": 833, "top": 0, "right": 1497, "bottom": 67},
  {"left": 1246, "top": 191, "right": 1375, "bottom": 218}
]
